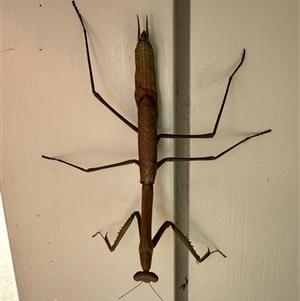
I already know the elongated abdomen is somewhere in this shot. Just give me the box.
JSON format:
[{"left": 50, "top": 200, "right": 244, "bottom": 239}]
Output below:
[
  {"left": 135, "top": 31, "right": 158, "bottom": 184},
  {"left": 138, "top": 96, "right": 157, "bottom": 184}
]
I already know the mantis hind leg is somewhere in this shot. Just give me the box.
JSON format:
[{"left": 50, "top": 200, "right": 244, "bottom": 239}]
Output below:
[
  {"left": 72, "top": 1, "right": 138, "bottom": 133},
  {"left": 157, "top": 49, "right": 247, "bottom": 141}
]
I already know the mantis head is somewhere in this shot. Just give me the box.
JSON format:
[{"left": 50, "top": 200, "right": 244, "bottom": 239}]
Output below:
[{"left": 134, "top": 271, "right": 158, "bottom": 283}]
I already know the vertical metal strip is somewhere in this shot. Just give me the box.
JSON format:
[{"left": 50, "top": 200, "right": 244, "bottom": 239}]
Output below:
[{"left": 174, "top": 1, "right": 190, "bottom": 300}]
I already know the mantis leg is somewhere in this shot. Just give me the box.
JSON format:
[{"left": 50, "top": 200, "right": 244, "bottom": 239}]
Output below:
[
  {"left": 72, "top": 1, "right": 138, "bottom": 133},
  {"left": 157, "top": 49, "right": 246, "bottom": 142},
  {"left": 42, "top": 155, "right": 139, "bottom": 172},
  {"left": 152, "top": 221, "right": 226, "bottom": 262},
  {"left": 157, "top": 129, "right": 271, "bottom": 168},
  {"left": 93, "top": 211, "right": 141, "bottom": 252}
]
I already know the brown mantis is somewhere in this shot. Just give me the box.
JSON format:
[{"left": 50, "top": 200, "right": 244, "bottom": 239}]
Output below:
[{"left": 43, "top": 0, "right": 271, "bottom": 287}]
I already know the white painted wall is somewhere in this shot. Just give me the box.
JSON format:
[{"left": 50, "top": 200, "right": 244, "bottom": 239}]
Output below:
[{"left": 2, "top": 0, "right": 298, "bottom": 301}]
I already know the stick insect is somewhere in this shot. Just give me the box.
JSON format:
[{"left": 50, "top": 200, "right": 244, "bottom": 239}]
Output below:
[{"left": 43, "top": 1, "right": 271, "bottom": 287}]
